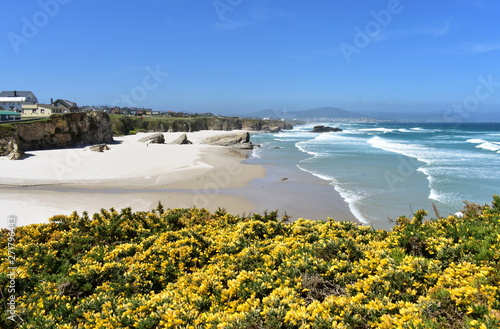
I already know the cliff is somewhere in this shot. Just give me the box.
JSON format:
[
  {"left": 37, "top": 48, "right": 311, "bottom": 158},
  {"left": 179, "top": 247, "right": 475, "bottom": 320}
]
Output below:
[
  {"left": 0, "top": 113, "right": 292, "bottom": 160},
  {"left": 0, "top": 112, "right": 114, "bottom": 159},
  {"left": 110, "top": 115, "right": 293, "bottom": 135}
]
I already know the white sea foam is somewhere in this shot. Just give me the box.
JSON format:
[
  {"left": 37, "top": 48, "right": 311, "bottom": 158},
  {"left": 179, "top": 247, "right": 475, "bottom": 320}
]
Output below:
[
  {"left": 367, "top": 136, "right": 433, "bottom": 165},
  {"left": 296, "top": 164, "right": 370, "bottom": 224},
  {"left": 467, "top": 138, "right": 487, "bottom": 144},
  {"left": 295, "top": 141, "right": 321, "bottom": 157},
  {"left": 477, "top": 142, "right": 500, "bottom": 152},
  {"left": 467, "top": 138, "right": 500, "bottom": 152},
  {"left": 359, "top": 128, "right": 396, "bottom": 133},
  {"left": 251, "top": 147, "right": 262, "bottom": 158}
]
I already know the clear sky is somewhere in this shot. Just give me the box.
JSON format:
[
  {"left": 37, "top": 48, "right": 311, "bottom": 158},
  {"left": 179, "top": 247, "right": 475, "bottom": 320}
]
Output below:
[{"left": 1, "top": 0, "right": 500, "bottom": 115}]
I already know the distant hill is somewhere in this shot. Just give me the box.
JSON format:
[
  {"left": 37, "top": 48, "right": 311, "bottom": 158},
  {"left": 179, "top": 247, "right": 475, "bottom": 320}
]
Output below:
[
  {"left": 362, "top": 110, "right": 500, "bottom": 122},
  {"left": 243, "top": 106, "right": 367, "bottom": 120},
  {"left": 294, "top": 107, "right": 365, "bottom": 119}
]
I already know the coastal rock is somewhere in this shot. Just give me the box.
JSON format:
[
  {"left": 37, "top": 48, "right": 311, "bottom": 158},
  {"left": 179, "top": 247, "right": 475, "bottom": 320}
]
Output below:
[
  {"left": 139, "top": 133, "right": 165, "bottom": 144},
  {"left": 111, "top": 115, "right": 294, "bottom": 134},
  {"left": 89, "top": 144, "right": 110, "bottom": 152},
  {"left": 16, "top": 112, "right": 114, "bottom": 151},
  {"left": 0, "top": 133, "right": 24, "bottom": 160},
  {"left": 170, "top": 133, "right": 192, "bottom": 145},
  {"left": 1, "top": 112, "right": 114, "bottom": 159},
  {"left": 202, "top": 132, "right": 254, "bottom": 149},
  {"left": 7, "top": 144, "right": 25, "bottom": 160},
  {"left": 312, "top": 125, "right": 342, "bottom": 133},
  {"left": 267, "top": 126, "right": 283, "bottom": 133},
  {"left": 231, "top": 142, "right": 254, "bottom": 150},
  {"left": 202, "top": 132, "right": 249, "bottom": 146}
]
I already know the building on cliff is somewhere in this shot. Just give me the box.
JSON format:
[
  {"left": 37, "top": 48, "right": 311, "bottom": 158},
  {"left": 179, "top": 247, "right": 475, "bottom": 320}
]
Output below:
[
  {"left": 0, "top": 111, "right": 21, "bottom": 122},
  {"left": 0, "top": 91, "right": 38, "bottom": 113},
  {"left": 22, "top": 104, "right": 68, "bottom": 117},
  {"left": 53, "top": 99, "right": 79, "bottom": 112}
]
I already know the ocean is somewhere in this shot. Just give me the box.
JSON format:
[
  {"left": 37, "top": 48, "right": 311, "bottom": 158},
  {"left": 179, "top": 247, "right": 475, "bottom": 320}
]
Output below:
[{"left": 249, "top": 122, "right": 500, "bottom": 230}]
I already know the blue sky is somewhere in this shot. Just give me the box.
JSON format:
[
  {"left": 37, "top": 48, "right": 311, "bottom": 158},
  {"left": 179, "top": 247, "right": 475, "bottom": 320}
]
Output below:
[{"left": 1, "top": 0, "right": 500, "bottom": 115}]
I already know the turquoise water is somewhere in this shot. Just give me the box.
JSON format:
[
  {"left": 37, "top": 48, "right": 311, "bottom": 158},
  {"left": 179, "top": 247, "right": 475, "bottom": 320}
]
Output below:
[{"left": 250, "top": 122, "right": 500, "bottom": 229}]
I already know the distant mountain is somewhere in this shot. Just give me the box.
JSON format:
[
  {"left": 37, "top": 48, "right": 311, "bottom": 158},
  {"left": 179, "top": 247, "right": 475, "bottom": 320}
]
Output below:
[
  {"left": 294, "top": 107, "right": 365, "bottom": 119},
  {"left": 244, "top": 109, "right": 288, "bottom": 119},
  {"left": 362, "top": 110, "right": 500, "bottom": 122},
  {"left": 243, "top": 106, "right": 367, "bottom": 120},
  {"left": 362, "top": 111, "right": 445, "bottom": 121}
]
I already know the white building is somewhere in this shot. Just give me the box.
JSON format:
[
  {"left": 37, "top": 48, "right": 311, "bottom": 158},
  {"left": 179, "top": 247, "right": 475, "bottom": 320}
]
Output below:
[{"left": 0, "top": 91, "right": 38, "bottom": 112}]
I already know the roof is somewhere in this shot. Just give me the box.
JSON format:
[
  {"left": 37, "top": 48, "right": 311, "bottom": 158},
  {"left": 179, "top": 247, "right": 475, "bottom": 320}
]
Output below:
[
  {"left": 54, "top": 99, "right": 77, "bottom": 108},
  {"left": 0, "top": 111, "right": 21, "bottom": 115},
  {"left": 0, "top": 91, "right": 34, "bottom": 97},
  {"left": 37, "top": 104, "right": 65, "bottom": 110}
]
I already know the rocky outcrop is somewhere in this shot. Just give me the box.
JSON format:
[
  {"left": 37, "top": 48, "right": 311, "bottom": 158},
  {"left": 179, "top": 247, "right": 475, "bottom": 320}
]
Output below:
[
  {"left": 202, "top": 132, "right": 253, "bottom": 149},
  {"left": 0, "top": 127, "right": 24, "bottom": 159},
  {"left": 111, "top": 116, "right": 294, "bottom": 135},
  {"left": 170, "top": 133, "right": 192, "bottom": 145},
  {"left": 312, "top": 125, "right": 342, "bottom": 133},
  {"left": 89, "top": 144, "right": 110, "bottom": 152},
  {"left": 0, "top": 112, "right": 114, "bottom": 159},
  {"left": 139, "top": 133, "right": 165, "bottom": 144},
  {"left": 230, "top": 143, "right": 254, "bottom": 150},
  {"left": 240, "top": 121, "right": 293, "bottom": 132},
  {"left": 15, "top": 112, "right": 114, "bottom": 151}
]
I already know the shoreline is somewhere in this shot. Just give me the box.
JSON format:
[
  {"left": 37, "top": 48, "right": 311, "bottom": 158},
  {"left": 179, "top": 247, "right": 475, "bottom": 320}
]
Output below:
[{"left": 0, "top": 131, "right": 362, "bottom": 228}]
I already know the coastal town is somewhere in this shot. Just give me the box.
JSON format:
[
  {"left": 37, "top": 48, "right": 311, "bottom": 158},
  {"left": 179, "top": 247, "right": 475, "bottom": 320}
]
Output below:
[{"left": 0, "top": 90, "right": 215, "bottom": 122}]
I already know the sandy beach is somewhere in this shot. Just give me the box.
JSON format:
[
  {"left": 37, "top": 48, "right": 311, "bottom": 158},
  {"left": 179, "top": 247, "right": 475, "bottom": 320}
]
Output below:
[{"left": 0, "top": 131, "right": 360, "bottom": 228}]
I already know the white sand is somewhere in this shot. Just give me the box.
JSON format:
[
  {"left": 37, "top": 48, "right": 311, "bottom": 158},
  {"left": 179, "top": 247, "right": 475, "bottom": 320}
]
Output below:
[
  {"left": 0, "top": 131, "right": 248, "bottom": 186},
  {"left": 0, "top": 131, "right": 265, "bottom": 227}
]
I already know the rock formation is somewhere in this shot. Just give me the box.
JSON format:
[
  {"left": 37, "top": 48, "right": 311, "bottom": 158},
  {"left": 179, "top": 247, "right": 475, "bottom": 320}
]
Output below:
[
  {"left": 0, "top": 112, "right": 114, "bottom": 160},
  {"left": 312, "top": 125, "right": 343, "bottom": 133},
  {"left": 139, "top": 133, "right": 165, "bottom": 144},
  {"left": 202, "top": 132, "right": 254, "bottom": 149},
  {"left": 0, "top": 128, "right": 24, "bottom": 160},
  {"left": 15, "top": 112, "right": 114, "bottom": 151},
  {"left": 89, "top": 144, "right": 110, "bottom": 152},
  {"left": 170, "top": 133, "right": 192, "bottom": 145},
  {"left": 111, "top": 116, "right": 294, "bottom": 135}
]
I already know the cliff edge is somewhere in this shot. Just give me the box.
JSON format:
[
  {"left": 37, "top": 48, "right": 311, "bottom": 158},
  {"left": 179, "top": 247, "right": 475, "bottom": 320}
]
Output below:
[{"left": 0, "top": 112, "right": 114, "bottom": 159}]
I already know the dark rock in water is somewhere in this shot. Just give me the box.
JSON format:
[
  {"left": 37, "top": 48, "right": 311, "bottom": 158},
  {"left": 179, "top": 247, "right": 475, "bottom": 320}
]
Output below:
[
  {"left": 170, "top": 133, "right": 192, "bottom": 145},
  {"left": 89, "top": 144, "right": 110, "bottom": 152},
  {"left": 312, "top": 125, "right": 342, "bottom": 133},
  {"left": 139, "top": 132, "right": 165, "bottom": 144}
]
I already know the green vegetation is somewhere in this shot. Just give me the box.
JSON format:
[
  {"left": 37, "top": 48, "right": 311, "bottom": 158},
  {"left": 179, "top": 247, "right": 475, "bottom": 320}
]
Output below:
[
  {"left": 1, "top": 197, "right": 500, "bottom": 328},
  {"left": 109, "top": 114, "right": 290, "bottom": 136}
]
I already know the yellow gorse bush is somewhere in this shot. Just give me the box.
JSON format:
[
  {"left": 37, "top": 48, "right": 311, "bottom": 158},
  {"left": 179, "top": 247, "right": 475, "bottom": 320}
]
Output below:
[{"left": 1, "top": 197, "right": 500, "bottom": 328}]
